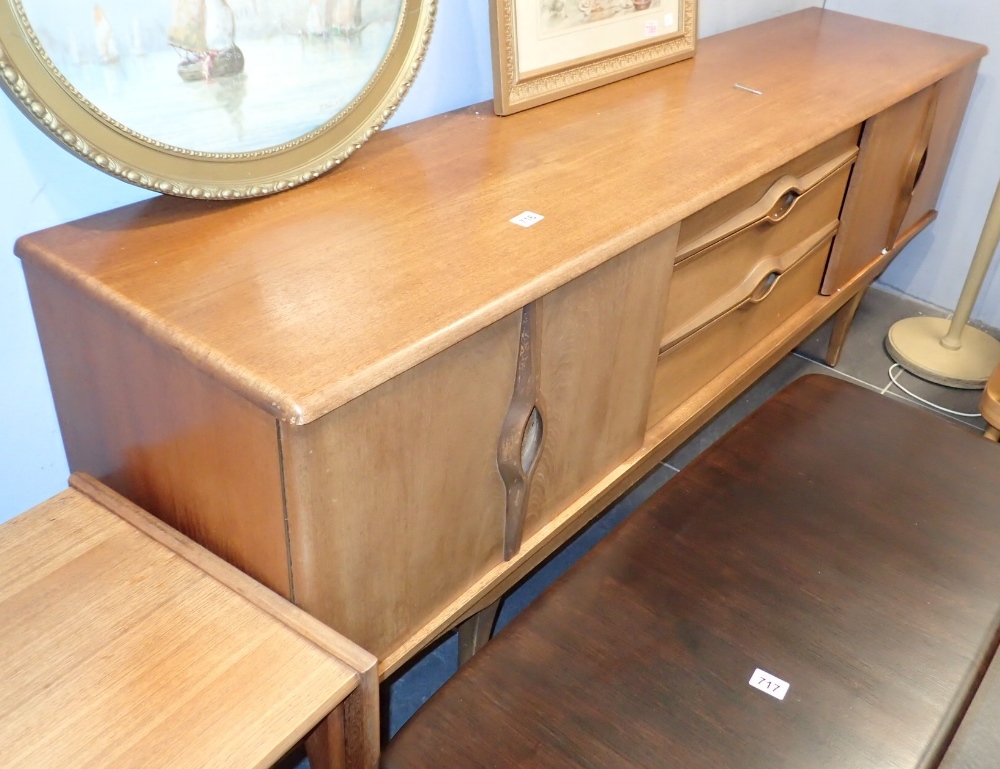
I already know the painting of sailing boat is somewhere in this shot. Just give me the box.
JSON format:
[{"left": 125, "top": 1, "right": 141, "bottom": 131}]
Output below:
[{"left": 19, "top": 0, "right": 403, "bottom": 154}]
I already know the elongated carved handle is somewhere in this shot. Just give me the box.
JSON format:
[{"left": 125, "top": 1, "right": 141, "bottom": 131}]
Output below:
[
  {"left": 679, "top": 147, "right": 858, "bottom": 260},
  {"left": 497, "top": 304, "right": 544, "bottom": 560}
]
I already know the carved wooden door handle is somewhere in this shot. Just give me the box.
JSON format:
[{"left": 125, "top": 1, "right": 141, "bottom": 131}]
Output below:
[{"left": 497, "top": 304, "right": 545, "bottom": 560}]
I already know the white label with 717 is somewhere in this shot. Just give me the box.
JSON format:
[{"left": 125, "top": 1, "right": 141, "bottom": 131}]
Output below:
[{"left": 749, "top": 668, "right": 789, "bottom": 700}]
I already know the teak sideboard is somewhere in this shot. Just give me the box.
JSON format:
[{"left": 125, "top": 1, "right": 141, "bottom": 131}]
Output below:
[{"left": 16, "top": 11, "right": 986, "bottom": 679}]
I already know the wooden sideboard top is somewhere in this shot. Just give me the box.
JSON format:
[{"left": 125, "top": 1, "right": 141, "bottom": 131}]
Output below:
[{"left": 15, "top": 10, "right": 986, "bottom": 424}]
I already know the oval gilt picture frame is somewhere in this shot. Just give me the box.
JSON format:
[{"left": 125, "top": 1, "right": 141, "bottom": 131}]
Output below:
[{"left": 0, "top": 0, "right": 435, "bottom": 198}]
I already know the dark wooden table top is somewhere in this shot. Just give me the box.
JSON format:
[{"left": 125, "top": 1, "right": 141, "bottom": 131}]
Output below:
[
  {"left": 939, "top": 634, "right": 1000, "bottom": 768},
  {"left": 382, "top": 375, "right": 1000, "bottom": 769}
]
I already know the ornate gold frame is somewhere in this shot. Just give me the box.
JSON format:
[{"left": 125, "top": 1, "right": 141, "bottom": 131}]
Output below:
[
  {"left": 489, "top": 0, "right": 695, "bottom": 115},
  {"left": 0, "top": 0, "right": 436, "bottom": 199}
]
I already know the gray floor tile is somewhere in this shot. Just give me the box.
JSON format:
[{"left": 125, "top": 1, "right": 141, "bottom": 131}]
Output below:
[
  {"left": 798, "top": 285, "right": 991, "bottom": 430},
  {"left": 796, "top": 286, "right": 947, "bottom": 390},
  {"left": 885, "top": 365, "right": 986, "bottom": 430}
]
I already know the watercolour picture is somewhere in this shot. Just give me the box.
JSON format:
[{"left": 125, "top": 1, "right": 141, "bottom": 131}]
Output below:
[
  {"left": 19, "top": 0, "right": 403, "bottom": 154},
  {"left": 539, "top": 0, "right": 663, "bottom": 37}
]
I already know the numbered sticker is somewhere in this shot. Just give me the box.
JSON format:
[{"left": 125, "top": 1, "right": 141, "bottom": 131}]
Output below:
[
  {"left": 749, "top": 668, "right": 789, "bottom": 701},
  {"left": 664, "top": 12, "right": 675, "bottom": 28},
  {"left": 510, "top": 211, "right": 544, "bottom": 228}
]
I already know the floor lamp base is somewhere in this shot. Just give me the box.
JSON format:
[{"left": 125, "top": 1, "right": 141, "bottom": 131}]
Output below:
[{"left": 886, "top": 316, "right": 1000, "bottom": 389}]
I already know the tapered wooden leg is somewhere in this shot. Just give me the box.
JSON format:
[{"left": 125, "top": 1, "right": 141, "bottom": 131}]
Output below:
[
  {"left": 458, "top": 599, "right": 501, "bottom": 667},
  {"left": 985, "top": 426, "right": 1000, "bottom": 442},
  {"left": 306, "top": 703, "right": 347, "bottom": 769},
  {"left": 826, "top": 289, "right": 866, "bottom": 367}
]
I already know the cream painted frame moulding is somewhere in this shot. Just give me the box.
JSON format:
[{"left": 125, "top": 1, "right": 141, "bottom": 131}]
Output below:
[
  {"left": 490, "top": 0, "right": 696, "bottom": 115},
  {"left": 0, "top": 0, "right": 435, "bottom": 199}
]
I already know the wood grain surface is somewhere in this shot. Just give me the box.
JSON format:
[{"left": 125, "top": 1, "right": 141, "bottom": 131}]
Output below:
[
  {"left": 900, "top": 61, "right": 979, "bottom": 238},
  {"left": 280, "top": 313, "right": 520, "bottom": 661},
  {"left": 939, "top": 637, "right": 1000, "bottom": 769},
  {"left": 383, "top": 375, "right": 1000, "bottom": 769},
  {"left": 0, "top": 482, "right": 362, "bottom": 769},
  {"left": 15, "top": 10, "right": 985, "bottom": 424},
  {"left": 676, "top": 127, "right": 859, "bottom": 259},
  {"left": 521, "top": 231, "right": 675, "bottom": 545},
  {"left": 24, "top": 263, "right": 291, "bottom": 597},
  {"left": 648, "top": 226, "right": 833, "bottom": 425},
  {"left": 982, "top": 366, "right": 1000, "bottom": 436},
  {"left": 380, "top": 209, "right": 936, "bottom": 677},
  {"left": 70, "top": 473, "right": 381, "bottom": 769},
  {"left": 822, "top": 85, "right": 938, "bottom": 295},
  {"left": 663, "top": 164, "right": 851, "bottom": 350}
]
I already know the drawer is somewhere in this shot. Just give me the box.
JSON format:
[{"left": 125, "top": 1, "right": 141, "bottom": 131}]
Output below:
[
  {"left": 677, "top": 126, "right": 860, "bottom": 260},
  {"left": 648, "top": 228, "right": 834, "bottom": 427},
  {"left": 662, "top": 162, "right": 852, "bottom": 351}
]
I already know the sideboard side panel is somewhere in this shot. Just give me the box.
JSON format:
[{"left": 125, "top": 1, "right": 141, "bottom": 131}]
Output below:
[
  {"left": 521, "top": 226, "right": 678, "bottom": 542},
  {"left": 281, "top": 312, "right": 521, "bottom": 660},
  {"left": 23, "top": 264, "right": 291, "bottom": 597}
]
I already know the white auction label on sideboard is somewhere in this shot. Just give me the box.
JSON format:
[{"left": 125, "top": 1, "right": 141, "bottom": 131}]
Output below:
[
  {"left": 749, "top": 668, "right": 789, "bottom": 700},
  {"left": 510, "top": 211, "right": 544, "bottom": 227}
]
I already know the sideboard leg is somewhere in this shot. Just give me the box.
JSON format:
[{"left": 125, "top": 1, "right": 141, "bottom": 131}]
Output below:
[
  {"left": 826, "top": 288, "right": 867, "bottom": 367},
  {"left": 306, "top": 703, "right": 348, "bottom": 769},
  {"left": 458, "top": 600, "right": 501, "bottom": 667}
]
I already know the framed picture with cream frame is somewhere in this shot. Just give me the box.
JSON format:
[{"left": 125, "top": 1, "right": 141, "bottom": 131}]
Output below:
[{"left": 489, "top": 0, "right": 697, "bottom": 115}]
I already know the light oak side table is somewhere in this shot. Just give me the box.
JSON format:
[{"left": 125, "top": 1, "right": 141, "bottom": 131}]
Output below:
[{"left": 0, "top": 473, "right": 378, "bottom": 769}]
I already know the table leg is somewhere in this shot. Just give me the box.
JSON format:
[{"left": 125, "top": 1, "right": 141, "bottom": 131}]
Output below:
[
  {"left": 306, "top": 703, "right": 347, "bottom": 769},
  {"left": 985, "top": 426, "right": 1000, "bottom": 442},
  {"left": 458, "top": 599, "right": 501, "bottom": 666},
  {"left": 826, "top": 288, "right": 866, "bottom": 367}
]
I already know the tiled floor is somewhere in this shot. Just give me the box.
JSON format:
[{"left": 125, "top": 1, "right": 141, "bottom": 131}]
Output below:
[{"left": 295, "top": 285, "right": 996, "bottom": 765}]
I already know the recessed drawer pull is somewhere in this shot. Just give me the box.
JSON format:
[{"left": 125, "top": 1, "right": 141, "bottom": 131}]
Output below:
[
  {"left": 679, "top": 147, "right": 858, "bottom": 260},
  {"left": 520, "top": 406, "right": 543, "bottom": 474},
  {"left": 750, "top": 271, "right": 782, "bottom": 303},
  {"left": 768, "top": 190, "right": 801, "bottom": 222},
  {"left": 913, "top": 147, "right": 929, "bottom": 190}
]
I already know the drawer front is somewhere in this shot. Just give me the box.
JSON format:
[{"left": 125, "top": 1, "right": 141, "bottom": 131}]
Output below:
[
  {"left": 677, "top": 126, "right": 860, "bottom": 260},
  {"left": 648, "top": 230, "right": 833, "bottom": 427},
  {"left": 663, "top": 162, "right": 852, "bottom": 351}
]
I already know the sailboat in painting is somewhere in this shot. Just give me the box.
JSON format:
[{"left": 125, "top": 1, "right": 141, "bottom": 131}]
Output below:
[
  {"left": 93, "top": 5, "right": 119, "bottom": 64},
  {"left": 304, "top": 0, "right": 367, "bottom": 39},
  {"left": 169, "top": 0, "right": 244, "bottom": 81}
]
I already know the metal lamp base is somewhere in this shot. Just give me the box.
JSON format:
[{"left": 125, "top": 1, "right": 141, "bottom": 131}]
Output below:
[{"left": 886, "top": 316, "right": 1000, "bottom": 389}]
